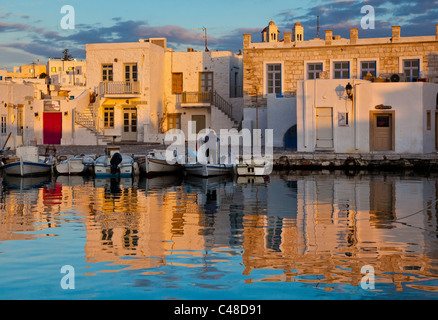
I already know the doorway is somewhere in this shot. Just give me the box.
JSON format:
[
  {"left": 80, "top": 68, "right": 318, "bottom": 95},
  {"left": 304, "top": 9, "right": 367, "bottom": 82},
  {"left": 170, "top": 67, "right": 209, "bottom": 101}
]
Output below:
[
  {"left": 316, "top": 108, "right": 333, "bottom": 149},
  {"left": 122, "top": 107, "right": 137, "bottom": 141},
  {"left": 191, "top": 115, "right": 206, "bottom": 134},
  {"left": 43, "top": 112, "right": 62, "bottom": 144},
  {"left": 370, "top": 112, "right": 394, "bottom": 151},
  {"left": 284, "top": 125, "right": 297, "bottom": 148}
]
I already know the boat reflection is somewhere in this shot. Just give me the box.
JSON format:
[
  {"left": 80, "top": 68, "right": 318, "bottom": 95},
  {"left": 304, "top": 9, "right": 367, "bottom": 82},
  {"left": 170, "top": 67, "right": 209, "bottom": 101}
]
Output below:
[{"left": 0, "top": 171, "right": 437, "bottom": 297}]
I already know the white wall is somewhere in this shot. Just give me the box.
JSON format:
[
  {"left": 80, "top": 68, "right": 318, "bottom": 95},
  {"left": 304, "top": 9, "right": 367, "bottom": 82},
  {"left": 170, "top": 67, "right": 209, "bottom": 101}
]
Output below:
[
  {"left": 297, "top": 79, "right": 438, "bottom": 154},
  {"left": 267, "top": 95, "right": 296, "bottom": 147}
]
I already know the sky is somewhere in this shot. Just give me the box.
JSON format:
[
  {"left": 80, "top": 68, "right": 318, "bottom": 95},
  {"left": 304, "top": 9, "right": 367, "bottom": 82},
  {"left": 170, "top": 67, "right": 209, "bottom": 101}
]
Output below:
[{"left": 0, "top": 0, "right": 437, "bottom": 70}]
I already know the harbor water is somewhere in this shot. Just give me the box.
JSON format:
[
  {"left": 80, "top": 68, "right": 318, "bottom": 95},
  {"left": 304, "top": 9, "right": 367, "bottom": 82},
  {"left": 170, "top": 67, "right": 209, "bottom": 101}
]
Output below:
[{"left": 0, "top": 170, "right": 437, "bottom": 300}]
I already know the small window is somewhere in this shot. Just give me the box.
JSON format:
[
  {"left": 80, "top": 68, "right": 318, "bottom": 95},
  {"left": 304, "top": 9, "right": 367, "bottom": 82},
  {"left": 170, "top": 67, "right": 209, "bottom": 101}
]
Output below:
[
  {"left": 427, "top": 110, "right": 431, "bottom": 130},
  {"left": 102, "top": 64, "right": 113, "bottom": 82},
  {"left": 266, "top": 64, "right": 281, "bottom": 94},
  {"left": 51, "top": 67, "right": 56, "bottom": 72},
  {"left": 333, "top": 61, "right": 350, "bottom": 79},
  {"left": 307, "top": 63, "right": 323, "bottom": 80},
  {"left": 1, "top": 115, "right": 7, "bottom": 135},
  {"left": 377, "top": 116, "right": 390, "bottom": 128},
  {"left": 172, "top": 73, "right": 183, "bottom": 94},
  {"left": 361, "top": 61, "right": 376, "bottom": 78},
  {"left": 104, "top": 107, "right": 114, "bottom": 128},
  {"left": 403, "top": 59, "right": 419, "bottom": 82},
  {"left": 167, "top": 113, "right": 181, "bottom": 130}
]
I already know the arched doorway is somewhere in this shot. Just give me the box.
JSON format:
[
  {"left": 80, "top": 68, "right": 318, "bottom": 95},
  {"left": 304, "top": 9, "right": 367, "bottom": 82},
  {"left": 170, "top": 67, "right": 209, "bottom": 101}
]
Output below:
[{"left": 284, "top": 125, "right": 297, "bottom": 148}]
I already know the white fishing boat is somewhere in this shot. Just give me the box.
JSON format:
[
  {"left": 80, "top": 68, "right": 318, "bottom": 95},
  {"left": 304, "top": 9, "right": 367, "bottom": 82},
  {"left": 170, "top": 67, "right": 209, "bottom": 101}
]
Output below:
[
  {"left": 0, "top": 146, "right": 54, "bottom": 177},
  {"left": 184, "top": 163, "right": 234, "bottom": 177},
  {"left": 94, "top": 147, "right": 138, "bottom": 178},
  {"left": 137, "top": 149, "right": 181, "bottom": 176},
  {"left": 55, "top": 155, "right": 94, "bottom": 175},
  {"left": 236, "top": 160, "right": 272, "bottom": 176}
]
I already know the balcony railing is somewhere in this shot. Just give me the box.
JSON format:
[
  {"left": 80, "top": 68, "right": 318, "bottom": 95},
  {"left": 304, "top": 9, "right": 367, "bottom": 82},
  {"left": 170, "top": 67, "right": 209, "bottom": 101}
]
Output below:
[
  {"left": 182, "top": 91, "right": 212, "bottom": 104},
  {"left": 98, "top": 81, "right": 140, "bottom": 96}
]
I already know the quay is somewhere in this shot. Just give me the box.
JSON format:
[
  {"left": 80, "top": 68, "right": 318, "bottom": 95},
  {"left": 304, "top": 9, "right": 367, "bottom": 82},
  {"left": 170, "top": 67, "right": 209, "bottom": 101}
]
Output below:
[
  {"left": 272, "top": 150, "right": 438, "bottom": 171},
  {"left": 3, "top": 145, "right": 438, "bottom": 172}
]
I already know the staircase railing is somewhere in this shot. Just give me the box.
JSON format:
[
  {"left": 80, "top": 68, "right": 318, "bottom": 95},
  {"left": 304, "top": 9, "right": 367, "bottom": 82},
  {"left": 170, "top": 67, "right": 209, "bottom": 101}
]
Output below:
[{"left": 213, "top": 91, "right": 235, "bottom": 122}]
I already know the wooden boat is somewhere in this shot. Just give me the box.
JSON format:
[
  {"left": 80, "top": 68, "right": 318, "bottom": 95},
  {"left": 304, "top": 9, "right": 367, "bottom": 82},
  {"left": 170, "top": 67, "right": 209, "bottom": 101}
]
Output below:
[
  {"left": 0, "top": 146, "right": 54, "bottom": 177},
  {"left": 137, "top": 149, "right": 181, "bottom": 176},
  {"left": 184, "top": 163, "right": 234, "bottom": 177},
  {"left": 55, "top": 155, "right": 94, "bottom": 175},
  {"left": 236, "top": 160, "right": 272, "bottom": 176},
  {"left": 94, "top": 147, "right": 138, "bottom": 178}
]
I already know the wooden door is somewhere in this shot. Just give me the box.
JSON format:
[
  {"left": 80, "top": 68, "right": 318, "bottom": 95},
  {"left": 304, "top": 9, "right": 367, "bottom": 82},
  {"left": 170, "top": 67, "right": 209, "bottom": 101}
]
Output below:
[
  {"left": 43, "top": 112, "right": 62, "bottom": 144},
  {"left": 373, "top": 114, "right": 393, "bottom": 151},
  {"left": 316, "top": 108, "right": 333, "bottom": 149},
  {"left": 191, "top": 115, "right": 206, "bottom": 134},
  {"left": 122, "top": 107, "right": 137, "bottom": 141}
]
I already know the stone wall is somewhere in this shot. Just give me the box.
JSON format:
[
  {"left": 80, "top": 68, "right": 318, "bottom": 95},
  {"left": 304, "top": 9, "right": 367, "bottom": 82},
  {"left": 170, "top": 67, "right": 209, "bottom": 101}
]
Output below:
[{"left": 243, "top": 33, "right": 438, "bottom": 109}]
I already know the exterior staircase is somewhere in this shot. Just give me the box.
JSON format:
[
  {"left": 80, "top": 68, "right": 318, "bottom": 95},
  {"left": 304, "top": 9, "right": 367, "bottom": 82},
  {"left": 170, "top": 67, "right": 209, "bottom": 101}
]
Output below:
[
  {"left": 74, "top": 101, "right": 112, "bottom": 145},
  {"left": 212, "top": 91, "right": 240, "bottom": 129}
]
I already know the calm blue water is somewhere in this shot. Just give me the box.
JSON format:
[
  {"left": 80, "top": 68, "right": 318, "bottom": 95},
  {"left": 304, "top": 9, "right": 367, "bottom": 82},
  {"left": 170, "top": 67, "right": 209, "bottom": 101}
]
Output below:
[{"left": 0, "top": 171, "right": 437, "bottom": 300}]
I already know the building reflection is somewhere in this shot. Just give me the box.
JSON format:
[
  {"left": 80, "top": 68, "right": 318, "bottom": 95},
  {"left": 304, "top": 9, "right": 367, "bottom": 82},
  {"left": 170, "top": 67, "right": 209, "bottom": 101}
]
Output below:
[{"left": 0, "top": 171, "right": 437, "bottom": 292}]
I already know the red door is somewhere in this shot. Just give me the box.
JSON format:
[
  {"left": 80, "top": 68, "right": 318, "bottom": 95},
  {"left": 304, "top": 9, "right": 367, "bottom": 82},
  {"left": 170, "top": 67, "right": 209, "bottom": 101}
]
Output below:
[{"left": 43, "top": 112, "right": 62, "bottom": 144}]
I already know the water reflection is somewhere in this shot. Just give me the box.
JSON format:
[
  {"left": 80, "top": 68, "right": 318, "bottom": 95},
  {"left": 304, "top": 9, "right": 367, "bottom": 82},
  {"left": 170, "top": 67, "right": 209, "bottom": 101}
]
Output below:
[{"left": 0, "top": 170, "right": 438, "bottom": 298}]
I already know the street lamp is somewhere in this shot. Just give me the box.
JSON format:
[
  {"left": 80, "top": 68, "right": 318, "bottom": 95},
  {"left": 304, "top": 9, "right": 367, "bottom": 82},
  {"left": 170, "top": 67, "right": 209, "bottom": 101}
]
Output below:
[{"left": 345, "top": 82, "right": 353, "bottom": 100}]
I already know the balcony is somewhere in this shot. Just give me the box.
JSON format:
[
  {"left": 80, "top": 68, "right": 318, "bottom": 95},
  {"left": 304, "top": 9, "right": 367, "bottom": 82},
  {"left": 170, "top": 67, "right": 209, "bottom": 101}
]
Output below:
[
  {"left": 181, "top": 91, "right": 212, "bottom": 107},
  {"left": 98, "top": 81, "right": 141, "bottom": 98}
]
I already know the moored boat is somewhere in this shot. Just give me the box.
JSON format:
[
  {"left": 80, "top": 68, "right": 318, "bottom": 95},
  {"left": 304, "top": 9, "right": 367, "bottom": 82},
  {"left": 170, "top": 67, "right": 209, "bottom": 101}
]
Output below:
[
  {"left": 94, "top": 147, "right": 137, "bottom": 178},
  {"left": 236, "top": 160, "right": 272, "bottom": 176},
  {"left": 0, "top": 146, "right": 54, "bottom": 177},
  {"left": 184, "top": 163, "right": 234, "bottom": 177},
  {"left": 55, "top": 155, "right": 94, "bottom": 175},
  {"left": 138, "top": 149, "right": 181, "bottom": 176}
]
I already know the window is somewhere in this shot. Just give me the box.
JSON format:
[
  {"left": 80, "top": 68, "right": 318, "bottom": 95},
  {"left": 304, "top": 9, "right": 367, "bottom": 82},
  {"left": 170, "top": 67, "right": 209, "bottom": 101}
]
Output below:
[
  {"left": 307, "top": 63, "right": 323, "bottom": 80},
  {"left": 1, "top": 115, "right": 6, "bottom": 135},
  {"left": 403, "top": 59, "right": 419, "bottom": 82},
  {"left": 102, "top": 64, "right": 113, "bottom": 82},
  {"left": 267, "top": 64, "right": 281, "bottom": 94},
  {"left": 51, "top": 67, "right": 56, "bottom": 72},
  {"left": 0, "top": 76, "right": 2, "bottom": 81},
  {"left": 124, "top": 64, "right": 138, "bottom": 82},
  {"left": 361, "top": 61, "right": 376, "bottom": 78},
  {"left": 104, "top": 107, "right": 114, "bottom": 128},
  {"left": 333, "top": 61, "right": 350, "bottom": 79},
  {"left": 199, "top": 72, "right": 213, "bottom": 92},
  {"left": 68, "top": 67, "right": 74, "bottom": 71},
  {"left": 427, "top": 110, "right": 431, "bottom": 130},
  {"left": 172, "top": 73, "right": 183, "bottom": 94},
  {"left": 167, "top": 113, "right": 181, "bottom": 130}
]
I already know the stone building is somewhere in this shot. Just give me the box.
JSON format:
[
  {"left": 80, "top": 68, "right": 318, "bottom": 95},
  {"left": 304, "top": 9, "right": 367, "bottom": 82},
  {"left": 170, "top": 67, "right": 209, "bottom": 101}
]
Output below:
[{"left": 242, "top": 20, "right": 438, "bottom": 148}]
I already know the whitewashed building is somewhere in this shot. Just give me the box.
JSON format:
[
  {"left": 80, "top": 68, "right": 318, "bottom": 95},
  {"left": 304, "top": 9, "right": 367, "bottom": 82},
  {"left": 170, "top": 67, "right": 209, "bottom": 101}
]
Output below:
[
  {"left": 297, "top": 79, "right": 438, "bottom": 154},
  {"left": 47, "top": 58, "right": 86, "bottom": 86}
]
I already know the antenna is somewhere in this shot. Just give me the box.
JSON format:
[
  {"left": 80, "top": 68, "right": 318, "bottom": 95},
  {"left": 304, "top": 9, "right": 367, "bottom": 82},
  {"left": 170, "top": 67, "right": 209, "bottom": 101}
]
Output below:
[
  {"left": 317, "top": 16, "right": 320, "bottom": 39},
  {"left": 193, "top": 27, "right": 209, "bottom": 52}
]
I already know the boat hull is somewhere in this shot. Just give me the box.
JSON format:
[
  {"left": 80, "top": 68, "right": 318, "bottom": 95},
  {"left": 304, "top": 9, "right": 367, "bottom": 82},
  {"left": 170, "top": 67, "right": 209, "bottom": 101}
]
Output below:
[
  {"left": 94, "top": 164, "right": 133, "bottom": 178},
  {"left": 56, "top": 159, "right": 93, "bottom": 175},
  {"left": 236, "top": 163, "right": 271, "bottom": 176},
  {"left": 184, "top": 164, "right": 233, "bottom": 177},
  {"left": 140, "top": 157, "right": 180, "bottom": 175},
  {"left": 2, "top": 161, "right": 52, "bottom": 177}
]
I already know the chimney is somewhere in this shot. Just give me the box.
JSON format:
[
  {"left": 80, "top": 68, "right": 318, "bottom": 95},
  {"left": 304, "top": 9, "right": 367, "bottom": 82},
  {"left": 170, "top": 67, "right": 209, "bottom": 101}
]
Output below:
[
  {"left": 243, "top": 34, "right": 252, "bottom": 48},
  {"left": 325, "top": 30, "right": 333, "bottom": 45},
  {"left": 350, "top": 28, "right": 358, "bottom": 45},
  {"left": 284, "top": 32, "right": 292, "bottom": 44},
  {"left": 392, "top": 26, "right": 401, "bottom": 42}
]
